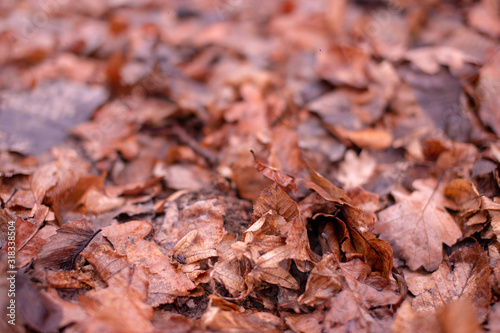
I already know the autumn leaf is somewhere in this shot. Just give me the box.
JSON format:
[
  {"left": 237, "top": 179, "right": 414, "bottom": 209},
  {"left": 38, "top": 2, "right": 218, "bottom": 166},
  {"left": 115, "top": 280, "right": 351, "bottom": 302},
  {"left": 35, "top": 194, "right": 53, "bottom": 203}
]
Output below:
[
  {"left": 100, "top": 221, "right": 196, "bottom": 306},
  {"left": 79, "top": 262, "right": 156, "bottom": 333},
  {"left": 337, "top": 150, "right": 376, "bottom": 189},
  {"left": 4, "top": 0, "right": 500, "bottom": 331},
  {"left": 252, "top": 183, "right": 317, "bottom": 263},
  {"left": 375, "top": 178, "right": 462, "bottom": 271},
  {"left": 444, "top": 179, "right": 482, "bottom": 217},
  {"left": 17, "top": 271, "right": 62, "bottom": 332},
  {"left": 392, "top": 298, "right": 481, "bottom": 333},
  {"left": 404, "top": 243, "right": 491, "bottom": 323},
  {"left": 34, "top": 219, "right": 100, "bottom": 271},
  {"left": 201, "top": 296, "right": 284, "bottom": 332},
  {"left": 297, "top": 253, "right": 343, "bottom": 307},
  {"left": 159, "top": 199, "right": 226, "bottom": 264}
]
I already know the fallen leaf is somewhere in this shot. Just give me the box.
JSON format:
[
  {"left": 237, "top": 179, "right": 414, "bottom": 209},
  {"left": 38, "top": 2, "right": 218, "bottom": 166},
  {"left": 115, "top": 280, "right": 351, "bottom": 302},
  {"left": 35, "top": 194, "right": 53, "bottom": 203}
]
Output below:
[
  {"left": 34, "top": 219, "right": 100, "bottom": 271},
  {"left": 405, "top": 243, "right": 491, "bottom": 322},
  {"left": 17, "top": 225, "right": 57, "bottom": 267},
  {"left": 17, "top": 271, "right": 62, "bottom": 332},
  {"left": 332, "top": 126, "right": 393, "bottom": 150},
  {"left": 79, "top": 261, "right": 156, "bottom": 333},
  {"left": 337, "top": 150, "right": 376, "bottom": 189},
  {"left": 375, "top": 178, "right": 462, "bottom": 271},
  {"left": 391, "top": 299, "right": 482, "bottom": 333},
  {"left": 297, "top": 253, "right": 343, "bottom": 307},
  {"left": 160, "top": 199, "right": 226, "bottom": 264},
  {"left": 0, "top": 80, "right": 108, "bottom": 155},
  {"left": 444, "top": 178, "right": 481, "bottom": 217},
  {"left": 316, "top": 45, "right": 370, "bottom": 89},
  {"left": 201, "top": 297, "right": 284, "bottom": 333},
  {"left": 100, "top": 221, "right": 196, "bottom": 306}
]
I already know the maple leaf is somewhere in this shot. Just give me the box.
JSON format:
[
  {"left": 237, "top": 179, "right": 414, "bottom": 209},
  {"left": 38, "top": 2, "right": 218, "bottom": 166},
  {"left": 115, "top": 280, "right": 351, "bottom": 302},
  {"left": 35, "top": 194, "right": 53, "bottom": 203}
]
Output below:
[{"left": 374, "top": 178, "right": 462, "bottom": 271}]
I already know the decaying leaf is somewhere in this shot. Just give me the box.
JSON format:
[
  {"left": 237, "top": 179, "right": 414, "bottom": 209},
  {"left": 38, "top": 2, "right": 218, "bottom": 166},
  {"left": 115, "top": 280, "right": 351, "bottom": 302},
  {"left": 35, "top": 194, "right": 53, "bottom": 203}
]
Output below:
[
  {"left": 160, "top": 199, "right": 226, "bottom": 264},
  {"left": 79, "top": 261, "right": 156, "bottom": 333},
  {"left": 34, "top": 219, "right": 100, "bottom": 271},
  {"left": 4, "top": 0, "right": 500, "bottom": 331},
  {"left": 392, "top": 298, "right": 481, "bottom": 333},
  {"left": 375, "top": 178, "right": 462, "bottom": 271},
  {"left": 100, "top": 221, "right": 196, "bottom": 306},
  {"left": 17, "top": 271, "right": 62, "bottom": 332},
  {"left": 297, "top": 253, "right": 343, "bottom": 307},
  {"left": 201, "top": 296, "right": 284, "bottom": 333},
  {"left": 445, "top": 179, "right": 482, "bottom": 217},
  {"left": 405, "top": 243, "right": 491, "bottom": 323},
  {"left": 337, "top": 150, "right": 376, "bottom": 189}
]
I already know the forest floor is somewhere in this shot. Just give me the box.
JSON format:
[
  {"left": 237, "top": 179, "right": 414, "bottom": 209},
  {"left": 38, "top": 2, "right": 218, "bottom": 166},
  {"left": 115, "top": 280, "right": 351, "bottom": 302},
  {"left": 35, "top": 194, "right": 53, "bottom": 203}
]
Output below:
[{"left": 1, "top": 0, "right": 500, "bottom": 332}]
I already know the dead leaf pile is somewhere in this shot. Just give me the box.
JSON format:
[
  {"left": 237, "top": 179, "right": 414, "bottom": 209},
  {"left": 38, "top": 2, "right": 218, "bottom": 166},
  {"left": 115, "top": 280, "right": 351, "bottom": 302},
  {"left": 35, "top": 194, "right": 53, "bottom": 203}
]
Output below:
[{"left": 2, "top": 0, "right": 500, "bottom": 332}]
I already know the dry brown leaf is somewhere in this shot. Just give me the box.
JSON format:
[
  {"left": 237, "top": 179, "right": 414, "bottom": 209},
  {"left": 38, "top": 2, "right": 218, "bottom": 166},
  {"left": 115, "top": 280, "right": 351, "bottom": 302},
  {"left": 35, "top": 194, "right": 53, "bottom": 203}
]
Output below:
[
  {"left": 253, "top": 154, "right": 298, "bottom": 193},
  {"left": 468, "top": 0, "right": 500, "bottom": 38},
  {"left": 268, "top": 125, "right": 303, "bottom": 174},
  {"left": 337, "top": 150, "right": 376, "bottom": 189},
  {"left": 332, "top": 126, "right": 393, "bottom": 150},
  {"left": 252, "top": 182, "right": 299, "bottom": 224},
  {"left": 79, "top": 263, "right": 156, "bottom": 333},
  {"left": 346, "top": 187, "right": 383, "bottom": 230},
  {"left": 297, "top": 253, "right": 343, "bottom": 307},
  {"left": 34, "top": 219, "right": 99, "bottom": 271},
  {"left": 160, "top": 199, "right": 226, "bottom": 264},
  {"left": 253, "top": 152, "right": 351, "bottom": 204},
  {"left": 487, "top": 199, "right": 500, "bottom": 242},
  {"left": 445, "top": 179, "right": 481, "bottom": 217},
  {"left": 101, "top": 221, "right": 196, "bottom": 306},
  {"left": 322, "top": 289, "right": 389, "bottom": 333},
  {"left": 253, "top": 183, "right": 317, "bottom": 264},
  {"left": 15, "top": 204, "right": 49, "bottom": 251},
  {"left": 477, "top": 53, "right": 500, "bottom": 136},
  {"left": 83, "top": 242, "right": 147, "bottom": 297},
  {"left": 375, "top": 178, "right": 462, "bottom": 271},
  {"left": 17, "top": 225, "right": 57, "bottom": 267},
  {"left": 488, "top": 302, "right": 500, "bottom": 333},
  {"left": 282, "top": 311, "right": 324, "bottom": 333},
  {"left": 17, "top": 271, "right": 62, "bottom": 332},
  {"left": 340, "top": 259, "right": 402, "bottom": 309},
  {"left": 201, "top": 297, "right": 283, "bottom": 333},
  {"left": 392, "top": 299, "right": 482, "bottom": 333},
  {"left": 405, "top": 244, "right": 491, "bottom": 323},
  {"left": 42, "top": 289, "right": 89, "bottom": 331},
  {"left": 404, "top": 46, "right": 478, "bottom": 75},
  {"left": 316, "top": 45, "right": 370, "bottom": 89},
  {"left": 29, "top": 149, "right": 90, "bottom": 225},
  {"left": 300, "top": 157, "right": 351, "bottom": 204},
  {"left": 212, "top": 257, "right": 246, "bottom": 296},
  {"left": 254, "top": 264, "right": 300, "bottom": 290}
]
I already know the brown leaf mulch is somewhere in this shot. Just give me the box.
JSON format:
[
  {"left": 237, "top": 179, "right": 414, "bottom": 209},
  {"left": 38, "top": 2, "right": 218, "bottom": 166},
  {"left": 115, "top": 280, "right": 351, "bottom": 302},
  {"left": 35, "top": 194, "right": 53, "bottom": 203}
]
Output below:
[{"left": 1, "top": 0, "right": 500, "bottom": 332}]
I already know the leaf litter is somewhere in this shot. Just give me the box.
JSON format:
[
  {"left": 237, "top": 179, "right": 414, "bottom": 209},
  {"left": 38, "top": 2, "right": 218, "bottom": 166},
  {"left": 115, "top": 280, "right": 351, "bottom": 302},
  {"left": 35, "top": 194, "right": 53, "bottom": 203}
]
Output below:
[{"left": 1, "top": 0, "right": 500, "bottom": 332}]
